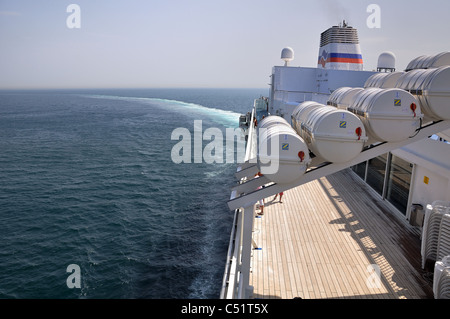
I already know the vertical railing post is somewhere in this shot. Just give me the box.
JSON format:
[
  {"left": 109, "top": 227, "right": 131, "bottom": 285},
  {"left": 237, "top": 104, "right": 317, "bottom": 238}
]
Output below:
[
  {"left": 225, "top": 207, "right": 242, "bottom": 299},
  {"left": 237, "top": 203, "right": 255, "bottom": 299}
]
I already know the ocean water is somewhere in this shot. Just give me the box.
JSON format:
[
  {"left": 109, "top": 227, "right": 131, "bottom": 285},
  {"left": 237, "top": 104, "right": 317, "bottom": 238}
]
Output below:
[{"left": 0, "top": 88, "right": 267, "bottom": 299}]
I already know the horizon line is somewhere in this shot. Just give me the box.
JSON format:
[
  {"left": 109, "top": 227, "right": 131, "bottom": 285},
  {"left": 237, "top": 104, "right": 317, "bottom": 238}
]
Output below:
[{"left": 0, "top": 86, "right": 269, "bottom": 91}]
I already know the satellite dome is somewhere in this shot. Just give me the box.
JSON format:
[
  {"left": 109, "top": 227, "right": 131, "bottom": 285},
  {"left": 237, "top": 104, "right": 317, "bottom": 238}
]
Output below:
[
  {"left": 281, "top": 47, "right": 294, "bottom": 66},
  {"left": 377, "top": 51, "right": 396, "bottom": 72}
]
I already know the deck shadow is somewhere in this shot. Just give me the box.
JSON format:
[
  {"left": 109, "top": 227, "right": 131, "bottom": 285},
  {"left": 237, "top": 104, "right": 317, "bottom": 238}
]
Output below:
[{"left": 318, "top": 169, "right": 434, "bottom": 299}]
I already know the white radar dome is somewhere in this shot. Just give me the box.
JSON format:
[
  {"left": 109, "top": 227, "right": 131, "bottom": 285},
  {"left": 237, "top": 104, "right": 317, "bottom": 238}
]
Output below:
[
  {"left": 377, "top": 51, "right": 396, "bottom": 71},
  {"left": 281, "top": 47, "right": 294, "bottom": 66}
]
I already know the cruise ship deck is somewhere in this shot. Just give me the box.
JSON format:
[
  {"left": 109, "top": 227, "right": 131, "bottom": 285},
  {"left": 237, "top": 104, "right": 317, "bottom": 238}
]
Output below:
[{"left": 249, "top": 168, "right": 434, "bottom": 299}]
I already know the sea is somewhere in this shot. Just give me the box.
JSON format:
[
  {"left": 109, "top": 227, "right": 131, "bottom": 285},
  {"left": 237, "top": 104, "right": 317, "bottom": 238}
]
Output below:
[{"left": 0, "top": 88, "right": 267, "bottom": 299}]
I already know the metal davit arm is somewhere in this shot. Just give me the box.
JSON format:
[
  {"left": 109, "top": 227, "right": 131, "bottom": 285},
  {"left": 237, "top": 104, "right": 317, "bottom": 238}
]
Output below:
[{"left": 227, "top": 120, "right": 450, "bottom": 212}]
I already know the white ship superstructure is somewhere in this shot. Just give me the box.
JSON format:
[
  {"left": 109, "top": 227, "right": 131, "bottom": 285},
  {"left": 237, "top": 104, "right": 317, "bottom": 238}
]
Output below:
[
  {"left": 224, "top": 22, "right": 450, "bottom": 299},
  {"left": 267, "top": 22, "right": 374, "bottom": 123}
]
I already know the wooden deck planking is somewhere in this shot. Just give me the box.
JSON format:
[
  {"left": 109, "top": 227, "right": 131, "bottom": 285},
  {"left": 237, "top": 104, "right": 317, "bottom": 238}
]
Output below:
[{"left": 249, "top": 169, "right": 433, "bottom": 299}]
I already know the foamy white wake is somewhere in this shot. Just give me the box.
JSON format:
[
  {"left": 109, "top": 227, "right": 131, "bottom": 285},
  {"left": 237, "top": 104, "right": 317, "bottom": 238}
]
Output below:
[{"left": 81, "top": 94, "right": 241, "bottom": 128}]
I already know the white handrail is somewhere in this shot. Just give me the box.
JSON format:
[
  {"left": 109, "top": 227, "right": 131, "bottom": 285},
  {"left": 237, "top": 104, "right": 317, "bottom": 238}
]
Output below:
[{"left": 220, "top": 108, "right": 258, "bottom": 299}]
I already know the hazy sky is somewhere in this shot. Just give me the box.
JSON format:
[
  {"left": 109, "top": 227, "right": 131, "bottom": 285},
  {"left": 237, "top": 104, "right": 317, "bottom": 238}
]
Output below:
[{"left": 1, "top": 0, "right": 449, "bottom": 89}]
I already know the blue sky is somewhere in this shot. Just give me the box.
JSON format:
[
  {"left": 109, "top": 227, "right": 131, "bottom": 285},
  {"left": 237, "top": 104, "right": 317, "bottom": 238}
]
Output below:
[{"left": 1, "top": 0, "right": 449, "bottom": 89}]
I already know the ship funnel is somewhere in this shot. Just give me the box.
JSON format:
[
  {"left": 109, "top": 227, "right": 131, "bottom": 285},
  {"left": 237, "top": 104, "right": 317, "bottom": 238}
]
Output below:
[
  {"left": 281, "top": 47, "right": 294, "bottom": 66},
  {"left": 317, "top": 21, "right": 363, "bottom": 71}
]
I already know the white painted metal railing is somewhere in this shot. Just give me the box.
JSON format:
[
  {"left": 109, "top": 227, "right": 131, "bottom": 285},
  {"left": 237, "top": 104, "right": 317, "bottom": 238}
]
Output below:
[{"left": 220, "top": 109, "right": 258, "bottom": 299}]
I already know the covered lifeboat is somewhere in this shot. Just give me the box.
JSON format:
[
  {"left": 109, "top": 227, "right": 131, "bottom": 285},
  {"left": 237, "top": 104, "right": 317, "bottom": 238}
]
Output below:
[
  {"left": 257, "top": 116, "right": 310, "bottom": 184},
  {"left": 329, "top": 87, "right": 423, "bottom": 143},
  {"left": 292, "top": 102, "right": 367, "bottom": 163}
]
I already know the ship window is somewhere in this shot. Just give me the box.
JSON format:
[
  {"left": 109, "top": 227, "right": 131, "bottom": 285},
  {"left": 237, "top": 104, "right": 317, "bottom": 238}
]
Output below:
[
  {"left": 366, "top": 154, "right": 388, "bottom": 196},
  {"left": 351, "top": 161, "right": 366, "bottom": 181},
  {"left": 385, "top": 155, "right": 412, "bottom": 215}
]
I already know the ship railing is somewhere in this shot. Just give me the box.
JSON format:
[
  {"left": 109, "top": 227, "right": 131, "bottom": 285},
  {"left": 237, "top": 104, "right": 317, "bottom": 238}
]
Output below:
[{"left": 220, "top": 108, "right": 257, "bottom": 299}]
